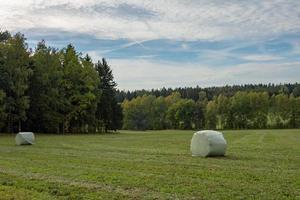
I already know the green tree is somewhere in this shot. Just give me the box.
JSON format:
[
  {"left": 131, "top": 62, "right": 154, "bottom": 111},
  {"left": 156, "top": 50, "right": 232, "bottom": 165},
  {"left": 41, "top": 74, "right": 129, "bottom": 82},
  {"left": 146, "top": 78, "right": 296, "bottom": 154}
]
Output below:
[
  {"left": 248, "top": 92, "right": 269, "bottom": 128},
  {"left": 215, "top": 95, "right": 231, "bottom": 129},
  {"left": 176, "top": 99, "right": 196, "bottom": 129},
  {"left": 122, "top": 95, "right": 152, "bottom": 130},
  {"left": 0, "top": 32, "right": 9, "bottom": 131},
  {"left": 79, "top": 54, "right": 100, "bottom": 132},
  {"left": 110, "top": 102, "right": 123, "bottom": 131},
  {"left": 26, "top": 41, "right": 64, "bottom": 133},
  {"left": 292, "top": 85, "right": 300, "bottom": 97},
  {"left": 230, "top": 92, "right": 251, "bottom": 129},
  {"left": 273, "top": 94, "right": 291, "bottom": 128},
  {"left": 205, "top": 100, "right": 217, "bottom": 129},
  {"left": 122, "top": 95, "right": 167, "bottom": 130},
  {"left": 1, "top": 30, "right": 124, "bottom": 133},
  {"left": 165, "top": 92, "right": 181, "bottom": 106},
  {"left": 165, "top": 92, "right": 181, "bottom": 128},
  {"left": 60, "top": 45, "right": 99, "bottom": 133},
  {"left": 151, "top": 96, "right": 168, "bottom": 130},
  {"left": 121, "top": 99, "right": 133, "bottom": 130},
  {"left": 0, "top": 90, "right": 6, "bottom": 130},
  {"left": 0, "top": 31, "right": 11, "bottom": 42},
  {"left": 95, "top": 58, "right": 121, "bottom": 132},
  {"left": 0, "top": 33, "right": 32, "bottom": 132},
  {"left": 194, "top": 91, "right": 208, "bottom": 129},
  {"left": 289, "top": 95, "right": 300, "bottom": 128},
  {"left": 167, "top": 99, "right": 196, "bottom": 129}
]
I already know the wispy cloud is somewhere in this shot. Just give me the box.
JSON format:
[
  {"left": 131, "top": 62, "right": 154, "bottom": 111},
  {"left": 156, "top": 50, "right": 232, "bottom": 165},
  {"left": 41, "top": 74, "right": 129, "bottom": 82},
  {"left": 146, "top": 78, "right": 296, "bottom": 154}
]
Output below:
[
  {"left": 1, "top": 0, "right": 300, "bottom": 41},
  {"left": 241, "top": 55, "right": 284, "bottom": 62},
  {"left": 96, "top": 39, "right": 149, "bottom": 55},
  {"left": 109, "top": 58, "right": 300, "bottom": 90},
  {"left": 1, "top": 0, "right": 299, "bottom": 90}
]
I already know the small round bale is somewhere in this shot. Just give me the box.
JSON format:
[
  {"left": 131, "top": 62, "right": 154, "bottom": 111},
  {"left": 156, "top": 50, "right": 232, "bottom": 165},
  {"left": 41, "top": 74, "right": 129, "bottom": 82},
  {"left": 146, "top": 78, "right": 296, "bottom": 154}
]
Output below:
[
  {"left": 191, "top": 130, "right": 227, "bottom": 157},
  {"left": 15, "top": 132, "right": 35, "bottom": 145}
]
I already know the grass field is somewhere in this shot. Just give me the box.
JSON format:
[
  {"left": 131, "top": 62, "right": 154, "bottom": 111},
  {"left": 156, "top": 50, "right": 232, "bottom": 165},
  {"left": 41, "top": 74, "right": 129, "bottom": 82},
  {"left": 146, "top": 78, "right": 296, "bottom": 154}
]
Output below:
[{"left": 0, "top": 130, "right": 299, "bottom": 200}]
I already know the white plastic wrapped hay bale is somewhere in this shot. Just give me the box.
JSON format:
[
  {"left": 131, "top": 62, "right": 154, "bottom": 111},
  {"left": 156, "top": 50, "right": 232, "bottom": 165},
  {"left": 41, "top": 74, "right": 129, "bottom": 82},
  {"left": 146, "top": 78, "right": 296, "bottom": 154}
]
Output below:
[
  {"left": 15, "top": 132, "right": 35, "bottom": 145},
  {"left": 191, "top": 130, "right": 227, "bottom": 157}
]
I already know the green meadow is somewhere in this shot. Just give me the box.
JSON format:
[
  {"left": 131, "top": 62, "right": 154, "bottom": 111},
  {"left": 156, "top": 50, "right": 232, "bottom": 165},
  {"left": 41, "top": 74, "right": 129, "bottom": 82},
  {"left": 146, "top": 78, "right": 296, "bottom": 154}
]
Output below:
[{"left": 0, "top": 130, "right": 299, "bottom": 200}]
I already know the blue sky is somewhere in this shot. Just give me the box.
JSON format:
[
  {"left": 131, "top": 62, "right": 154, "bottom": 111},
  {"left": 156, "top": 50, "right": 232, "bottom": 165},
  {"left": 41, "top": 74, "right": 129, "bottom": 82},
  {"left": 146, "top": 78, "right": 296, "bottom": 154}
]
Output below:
[{"left": 1, "top": 1, "right": 300, "bottom": 90}]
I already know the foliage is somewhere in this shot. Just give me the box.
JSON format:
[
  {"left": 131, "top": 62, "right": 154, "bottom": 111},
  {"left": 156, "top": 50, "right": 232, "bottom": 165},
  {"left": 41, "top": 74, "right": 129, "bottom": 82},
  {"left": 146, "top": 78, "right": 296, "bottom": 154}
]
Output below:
[
  {"left": 0, "top": 31, "right": 121, "bottom": 133},
  {"left": 95, "top": 59, "right": 121, "bottom": 132},
  {"left": 123, "top": 91, "right": 300, "bottom": 130},
  {"left": 116, "top": 83, "right": 300, "bottom": 102},
  {"left": 0, "top": 90, "right": 6, "bottom": 129},
  {"left": 0, "top": 32, "right": 32, "bottom": 132},
  {"left": 26, "top": 41, "right": 64, "bottom": 133},
  {"left": 123, "top": 93, "right": 204, "bottom": 130},
  {"left": 122, "top": 95, "right": 153, "bottom": 130}
]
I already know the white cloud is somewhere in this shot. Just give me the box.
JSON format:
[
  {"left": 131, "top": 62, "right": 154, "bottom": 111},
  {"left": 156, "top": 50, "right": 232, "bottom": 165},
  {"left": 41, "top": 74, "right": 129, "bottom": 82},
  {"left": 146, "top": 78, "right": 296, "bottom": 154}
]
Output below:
[
  {"left": 107, "top": 58, "right": 300, "bottom": 90},
  {"left": 241, "top": 55, "right": 284, "bottom": 62},
  {"left": 1, "top": 0, "right": 300, "bottom": 41},
  {"left": 1, "top": 0, "right": 299, "bottom": 90}
]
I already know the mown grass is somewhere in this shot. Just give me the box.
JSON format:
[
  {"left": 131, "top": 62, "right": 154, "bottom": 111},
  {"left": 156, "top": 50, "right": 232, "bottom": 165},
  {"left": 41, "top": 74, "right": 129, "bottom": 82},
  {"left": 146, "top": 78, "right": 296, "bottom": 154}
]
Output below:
[{"left": 0, "top": 130, "right": 299, "bottom": 199}]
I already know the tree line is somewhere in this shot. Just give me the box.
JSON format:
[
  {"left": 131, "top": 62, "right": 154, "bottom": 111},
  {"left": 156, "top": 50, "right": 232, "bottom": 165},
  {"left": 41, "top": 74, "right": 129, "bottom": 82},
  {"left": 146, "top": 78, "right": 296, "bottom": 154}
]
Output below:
[
  {"left": 116, "top": 83, "right": 300, "bottom": 102},
  {"left": 122, "top": 91, "right": 300, "bottom": 130},
  {"left": 1, "top": 30, "right": 299, "bottom": 133},
  {"left": 0, "top": 31, "right": 122, "bottom": 133}
]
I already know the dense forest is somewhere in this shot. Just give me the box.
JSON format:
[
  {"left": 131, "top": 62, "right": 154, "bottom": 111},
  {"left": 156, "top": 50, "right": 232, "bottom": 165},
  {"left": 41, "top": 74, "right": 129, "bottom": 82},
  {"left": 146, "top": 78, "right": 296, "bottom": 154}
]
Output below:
[
  {"left": 1, "top": 30, "right": 299, "bottom": 133},
  {"left": 0, "top": 31, "right": 122, "bottom": 133},
  {"left": 116, "top": 83, "right": 300, "bottom": 102},
  {"left": 122, "top": 91, "right": 300, "bottom": 130}
]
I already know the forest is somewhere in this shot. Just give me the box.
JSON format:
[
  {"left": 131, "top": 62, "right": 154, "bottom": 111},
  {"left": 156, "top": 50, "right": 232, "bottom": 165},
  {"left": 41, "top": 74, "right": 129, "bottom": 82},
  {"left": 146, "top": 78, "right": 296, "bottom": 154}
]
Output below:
[
  {"left": 120, "top": 84, "right": 300, "bottom": 130},
  {"left": 0, "top": 31, "right": 121, "bottom": 133},
  {"left": 122, "top": 91, "right": 300, "bottom": 130},
  {"left": 116, "top": 83, "right": 300, "bottom": 102},
  {"left": 1, "top": 30, "right": 299, "bottom": 133}
]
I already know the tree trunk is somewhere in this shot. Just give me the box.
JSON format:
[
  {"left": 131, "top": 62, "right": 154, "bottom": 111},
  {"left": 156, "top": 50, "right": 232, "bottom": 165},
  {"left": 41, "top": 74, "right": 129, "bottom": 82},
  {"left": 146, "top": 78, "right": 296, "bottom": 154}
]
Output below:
[{"left": 18, "top": 119, "right": 21, "bottom": 132}]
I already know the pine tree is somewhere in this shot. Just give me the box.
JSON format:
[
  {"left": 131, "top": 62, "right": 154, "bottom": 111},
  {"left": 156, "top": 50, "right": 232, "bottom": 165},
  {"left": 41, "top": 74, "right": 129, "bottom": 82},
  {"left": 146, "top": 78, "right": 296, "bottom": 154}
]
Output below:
[{"left": 95, "top": 58, "right": 121, "bottom": 132}]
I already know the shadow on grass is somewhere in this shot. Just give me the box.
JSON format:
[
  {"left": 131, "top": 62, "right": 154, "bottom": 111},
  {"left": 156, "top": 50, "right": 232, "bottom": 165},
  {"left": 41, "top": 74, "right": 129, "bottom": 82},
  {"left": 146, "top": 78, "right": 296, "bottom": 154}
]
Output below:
[
  {"left": 204, "top": 154, "right": 255, "bottom": 161},
  {"left": 204, "top": 154, "right": 240, "bottom": 161}
]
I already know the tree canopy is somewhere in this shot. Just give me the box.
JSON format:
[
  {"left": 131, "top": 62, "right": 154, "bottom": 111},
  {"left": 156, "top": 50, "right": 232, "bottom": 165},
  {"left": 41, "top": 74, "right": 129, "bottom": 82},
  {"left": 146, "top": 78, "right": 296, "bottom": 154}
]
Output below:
[
  {"left": 0, "top": 31, "right": 121, "bottom": 133},
  {"left": 122, "top": 91, "right": 300, "bottom": 130}
]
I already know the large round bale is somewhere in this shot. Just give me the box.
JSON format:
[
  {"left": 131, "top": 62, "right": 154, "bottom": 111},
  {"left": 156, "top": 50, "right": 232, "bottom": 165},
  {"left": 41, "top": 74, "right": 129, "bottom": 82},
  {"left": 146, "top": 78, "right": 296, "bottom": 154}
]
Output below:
[
  {"left": 15, "top": 132, "right": 35, "bottom": 145},
  {"left": 191, "top": 130, "right": 227, "bottom": 157}
]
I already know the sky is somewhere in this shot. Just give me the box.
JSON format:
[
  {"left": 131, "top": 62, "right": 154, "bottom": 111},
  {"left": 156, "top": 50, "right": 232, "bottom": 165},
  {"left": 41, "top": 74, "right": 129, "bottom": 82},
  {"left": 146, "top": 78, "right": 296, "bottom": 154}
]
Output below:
[{"left": 0, "top": 0, "right": 300, "bottom": 91}]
